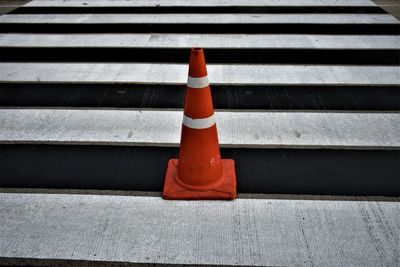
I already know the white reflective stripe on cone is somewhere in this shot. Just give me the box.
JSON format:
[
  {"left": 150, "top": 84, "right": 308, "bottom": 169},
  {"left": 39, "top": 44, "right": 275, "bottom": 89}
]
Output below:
[
  {"left": 182, "top": 114, "right": 216, "bottom": 129},
  {"left": 187, "top": 76, "right": 209, "bottom": 89}
]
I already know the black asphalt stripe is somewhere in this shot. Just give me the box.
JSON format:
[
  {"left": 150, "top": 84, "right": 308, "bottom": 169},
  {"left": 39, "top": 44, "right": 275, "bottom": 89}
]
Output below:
[
  {"left": 8, "top": 6, "right": 387, "bottom": 14},
  {"left": 0, "top": 145, "right": 398, "bottom": 196},
  {"left": 1, "top": 48, "right": 399, "bottom": 65},
  {"left": 1, "top": 23, "right": 399, "bottom": 35},
  {"left": 1, "top": 84, "right": 399, "bottom": 111}
]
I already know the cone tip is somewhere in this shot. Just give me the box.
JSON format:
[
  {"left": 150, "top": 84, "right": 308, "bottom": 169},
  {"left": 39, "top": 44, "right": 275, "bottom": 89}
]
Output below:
[
  {"left": 189, "top": 48, "right": 207, "bottom": 77},
  {"left": 191, "top": 47, "right": 203, "bottom": 54}
]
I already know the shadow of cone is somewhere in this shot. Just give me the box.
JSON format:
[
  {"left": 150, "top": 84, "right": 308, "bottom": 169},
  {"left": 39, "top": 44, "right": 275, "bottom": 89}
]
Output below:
[{"left": 162, "top": 48, "right": 237, "bottom": 200}]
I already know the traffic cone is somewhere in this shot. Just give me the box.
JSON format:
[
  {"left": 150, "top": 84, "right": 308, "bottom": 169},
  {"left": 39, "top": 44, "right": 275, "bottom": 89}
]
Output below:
[{"left": 162, "top": 48, "right": 237, "bottom": 200}]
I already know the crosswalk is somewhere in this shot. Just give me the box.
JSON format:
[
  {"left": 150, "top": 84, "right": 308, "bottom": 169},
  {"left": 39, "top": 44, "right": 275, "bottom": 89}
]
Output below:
[
  {"left": 0, "top": 1, "right": 399, "bottom": 265},
  {"left": 0, "top": 0, "right": 399, "bottom": 195},
  {"left": 2, "top": 109, "right": 399, "bottom": 149}
]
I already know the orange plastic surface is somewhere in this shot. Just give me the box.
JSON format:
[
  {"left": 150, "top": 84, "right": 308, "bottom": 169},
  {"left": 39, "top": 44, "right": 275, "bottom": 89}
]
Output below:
[{"left": 163, "top": 159, "right": 237, "bottom": 200}]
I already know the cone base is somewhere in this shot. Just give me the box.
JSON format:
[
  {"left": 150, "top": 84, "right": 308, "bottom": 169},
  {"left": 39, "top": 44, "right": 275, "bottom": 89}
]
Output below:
[{"left": 162, "top": 159, "right": 237, "bottom": 200}]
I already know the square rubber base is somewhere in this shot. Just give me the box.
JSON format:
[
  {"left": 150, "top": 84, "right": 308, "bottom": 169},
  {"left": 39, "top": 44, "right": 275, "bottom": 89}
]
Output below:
[{"left": 162, "top": 159, "right": 237, "bottom": 200}]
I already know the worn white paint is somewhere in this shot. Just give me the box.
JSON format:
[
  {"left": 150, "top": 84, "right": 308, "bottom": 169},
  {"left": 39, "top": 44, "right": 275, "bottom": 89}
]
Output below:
[
  {"left": 1, "top": 14, "right": 398, "bottom": 24},
  {"left": 0, "top": 109, "right": 399, "bottom": 149},
  {"left": 22, "top": 0, "right": 378, "bottom": 7},
  {"left": 2, "top": 34, "right": 399, "bottom": 49},
  {"left": 1, "top": 63, "right": 399, "bottom": 85},
  {"left": 0, "top": 193, "right": 399, "bottom": 266}
]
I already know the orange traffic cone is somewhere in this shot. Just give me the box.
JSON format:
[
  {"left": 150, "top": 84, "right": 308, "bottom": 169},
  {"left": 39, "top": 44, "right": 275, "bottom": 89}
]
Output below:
[{"left": 162, "top": 48, "right": 237, "bottom": 200}]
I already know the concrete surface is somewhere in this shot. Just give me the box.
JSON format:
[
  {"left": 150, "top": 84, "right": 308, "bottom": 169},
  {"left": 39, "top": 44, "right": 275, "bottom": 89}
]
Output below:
[
  {"left": 2, "top": 34, "right": 399, "bottom": 49},
  {"left": 0, "top": 193, "right": 399, "bottom": 266},
  {"left": 0, "top": 0, "right": 29, "bottom": 14},
  {"left": 2, "top": 14, "right": 398, "bottom": 24},
  {"left": 22, "top": 0, "right": 378, "bottom": 7},
  {"left": 0, "top": 109, "right": 399, "bottom": 149},
  {"left": 373, "top": 0, "right": 400, "bottom": 20},
  {"left": 2, "top": 63, "right": 399, "bottom": 85}
]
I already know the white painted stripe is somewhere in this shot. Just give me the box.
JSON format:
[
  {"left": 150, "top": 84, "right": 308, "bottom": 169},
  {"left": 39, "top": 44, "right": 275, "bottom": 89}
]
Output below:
[
  {"left": 1, "top": 63, "right": 399, "bottom": 85},
  {"left": 1, "top": 14, "right": 398, "bottom": 25},
  {"left": 2, "top": 34, "right": 399, "bottom": 50},
  {"left": 182, "top": 114, "right": 216, "bottom": 129},
  {"left": 1, "top": 193, "right": 399, "bottom": 266},
  {"left": 187, "top": 76, "right": 209, "bottom": 89},
  {"left": 0, "top": 109, "right": 399, "bottom": 149},
  {"left": 25, "top": 0, "right": 378, "bottom": 7},
  {"left": 1, "top": 193, "right": 398, "bottom": 266}
]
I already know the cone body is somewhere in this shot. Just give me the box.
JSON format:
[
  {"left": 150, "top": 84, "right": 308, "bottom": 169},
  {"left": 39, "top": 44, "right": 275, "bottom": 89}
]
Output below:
[{"left": 162, "top": 48, "right": 236, "bottom": 200}]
